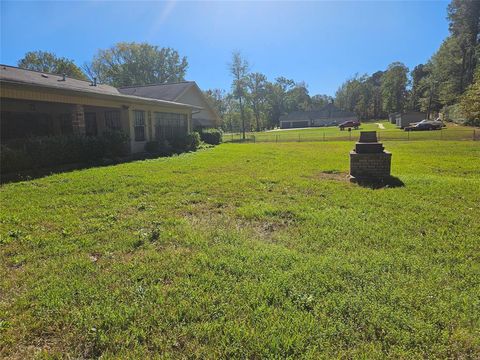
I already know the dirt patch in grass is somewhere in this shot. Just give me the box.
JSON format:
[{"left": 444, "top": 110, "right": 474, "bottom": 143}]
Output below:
[{"left": 313, "top": 171, "right": 350, "bottom": 182}]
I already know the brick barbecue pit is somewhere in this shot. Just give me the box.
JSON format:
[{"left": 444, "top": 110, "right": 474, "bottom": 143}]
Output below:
[{"left": 350, "top": 131, "right": 392, "bottom": 182}]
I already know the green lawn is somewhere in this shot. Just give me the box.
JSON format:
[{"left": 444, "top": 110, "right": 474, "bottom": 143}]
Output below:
[
  {"left": 1, "top": 141, "right": 480, "bottom": 358},
  {"left": 225, "top": 121, "right": 478, "bottom": 142}
]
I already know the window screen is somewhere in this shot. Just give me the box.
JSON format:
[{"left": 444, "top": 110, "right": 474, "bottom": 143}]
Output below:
[{"left": 134, "top": 110, "right": 145, "bottom": 141}]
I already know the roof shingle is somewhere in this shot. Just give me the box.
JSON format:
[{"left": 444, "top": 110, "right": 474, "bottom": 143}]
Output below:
[
  {"left": 119, "top": 82, "right": 195, "bottom": 101},
  {"left": 0, "top": 65, "right": 199, "bottom": 109}
]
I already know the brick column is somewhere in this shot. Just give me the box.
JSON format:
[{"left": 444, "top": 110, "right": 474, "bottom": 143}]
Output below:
[
  {"left": 187, "top": 112, "right": 192, "bottom": 133},
  {"left": 71, "top": 104, "right": 85, "bottom": 135}
]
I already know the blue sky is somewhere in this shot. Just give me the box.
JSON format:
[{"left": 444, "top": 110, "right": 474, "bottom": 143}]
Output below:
[{"left": 1, "top": 1, "right": 449, "bottom": 96}]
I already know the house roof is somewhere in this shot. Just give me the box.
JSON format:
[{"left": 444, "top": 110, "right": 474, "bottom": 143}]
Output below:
[
  {"left": 280, "top": 103, "right": 356, "bottom": 122},
  {"left": 119, "top": 82, "right": 195, "bottom": 101},
  {"left": 0, "top": 65, "right": 199, "bottom": 110},
  {"left": 119, "top": 81, "right": 221, "bottom": 122}
]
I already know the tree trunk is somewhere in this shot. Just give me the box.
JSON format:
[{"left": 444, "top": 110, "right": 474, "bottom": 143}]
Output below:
[
  {"left": 239, "top": 96, "right": 245, "bottom": 140},
  {"left": 460, "top": 47, "right": 467, "bottom": 93}
]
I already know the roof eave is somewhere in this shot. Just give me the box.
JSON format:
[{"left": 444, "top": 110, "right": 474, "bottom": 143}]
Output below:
[{"left": 0, "top": 79, "right": 202, "bottom": 110}]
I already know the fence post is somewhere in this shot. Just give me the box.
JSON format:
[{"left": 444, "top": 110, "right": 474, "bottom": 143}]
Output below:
[
  {"left": 474, "top": 129, "right": 476, "bottom": 141},
  {"left": 323, "top": 132, "right": 326, "bottom": 141},
  {"left": 276, "top": 135, "right": 278, "bottom": 143},
  {"left": 407, "top": 131, "right": 410, "bottom": 141},
  {"left": 349, "top": 131, "right": 352, "bottom": 141},
  {"left": 253, "top": 135, "right": 256, "bottom": 143},
  {"left": 298, "top": 133, "right": 301, "bottom": 142},
  {"left": 231, "top": 133, "right": 234, "bottom": 142}
]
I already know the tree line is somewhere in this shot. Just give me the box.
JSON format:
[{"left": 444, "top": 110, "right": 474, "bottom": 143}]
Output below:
[
  {"left": 18, "top": 45, "right": 333, "bottom": 132},
  {"left": 205, "top": 53, "right": 334, "bottom": 134},
  {"left": 216, "top": 0, "right": 479, "bottom": 131},
  {"left": 17, "top": 43, "right": 188, "bottom": 87},
  {"left": 16, "top": 0, "right": 479, "bottom": 130},
  {"left": 334, "top": 0, "right": 479, "bottom": 125}
]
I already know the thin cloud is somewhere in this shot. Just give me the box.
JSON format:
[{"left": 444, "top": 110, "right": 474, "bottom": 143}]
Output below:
[{"left": 147, "top": 0, "right": 177, "bottom": 40}]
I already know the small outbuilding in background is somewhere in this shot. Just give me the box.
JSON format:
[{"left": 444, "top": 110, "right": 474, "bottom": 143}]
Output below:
[{"left": 394, "top": 111, "right": 426, "bottom": 128}]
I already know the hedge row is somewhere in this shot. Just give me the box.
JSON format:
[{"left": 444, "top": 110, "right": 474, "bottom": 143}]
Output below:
[
  {"left": 200, "top": 128, "right": 223, "bottom": 145},
  {"left": 1, "top": 131, "right": 129, "bottom": 174},
  {"left": 145, "top": 132, "right": 201, "bottom": 156},
  {"left": 2, "top": 130, "right": 215, "bottom": 175}
]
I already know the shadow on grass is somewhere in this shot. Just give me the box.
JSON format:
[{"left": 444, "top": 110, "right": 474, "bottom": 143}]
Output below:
[
  {"left": 351, "top": 176, "right": 405, "bottom": 189},
  {"left": 0, "top": 153, "right": 174, "bottom": 185}
]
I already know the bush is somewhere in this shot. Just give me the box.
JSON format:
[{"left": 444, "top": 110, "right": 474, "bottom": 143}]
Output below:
[
  {"left": 145, "top": 141, "right": 160, "bottom": 154},
  {"left": 147, "top": 133, "right": 200, "bottom": 155},
  {"left": 1, "top": 131, "right": 130, "bottom": 174},
  {"left": 171, "top": 132, "right": 200, "bottom": 153},
  {"left": 145, "top": 140, "right": 173, "bottom": 156},
  {"left": 187, "top": 132, "right": 201, "bottom": 151},
  {"left": 103, "top": 131, "right": 130, "bottom": 158},
  {"left": 200, "top": 128, "right": 223, "bottom": 145},
  {"left": 443, "top": 104, "right": 466, "bottom": 124},
  {"left": 0, "top": 145, "right": 32, "bottom": 173},
  {"left": 464, "top": 118, "right": 480, "bottom": 127}
]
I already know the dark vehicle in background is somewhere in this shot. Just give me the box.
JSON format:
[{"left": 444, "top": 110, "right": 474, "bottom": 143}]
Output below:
[
  {"left": 339, "top": 120, "right": 360, "bottom": 130},
  {"left": 404, "top": 120, "right": 444, "bottom": 131}
]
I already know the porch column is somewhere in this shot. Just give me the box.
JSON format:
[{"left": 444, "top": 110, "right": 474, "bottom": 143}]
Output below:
[
  {"left": 71, "top": 104, "right": 85, "bottom": 135},
  {"left": 120, "top": 106, "right": 133, "bottom": 154},
  {"left": 187, "top": 112, "right": 192, "bottom": 133}
]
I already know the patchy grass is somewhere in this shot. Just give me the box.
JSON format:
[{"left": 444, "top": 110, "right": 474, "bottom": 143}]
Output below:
[{"left": 1, "top": 141, "right": 479, "bottom": 358}]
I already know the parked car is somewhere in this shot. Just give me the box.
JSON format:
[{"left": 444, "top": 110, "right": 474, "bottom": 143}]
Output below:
[
  {"left": 404, "top": 120, "right": 443, "bottom": 131},
  {"left": 339, "top": 120, "right": 360, "bottom": 130}
]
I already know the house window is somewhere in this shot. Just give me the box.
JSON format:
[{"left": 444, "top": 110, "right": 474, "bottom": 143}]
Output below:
[
  {"left": 105, "top": 111, "right": 121, "bottom": 130},
  {"left": 154, "top": 112, "right": 187, "bottom": 140},
  {"left": 59, "top": 113, "right": 73, "bottom": 134},
  {"left": 134, "top": 110, "right": 145, "bottom": 141}
]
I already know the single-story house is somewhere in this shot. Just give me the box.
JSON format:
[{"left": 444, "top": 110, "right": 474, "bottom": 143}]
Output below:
[
  {"left": 279, "top": 103, "right": 357, "bottom": 129},
  {"left": 394, "top": 111, "right": 426, "bottom": 128},
  {"left": 389, "top": 112, "right": 400, "bottom": 124},
  {"left": 119, "top": 82, "right": 221, "bottom": 130},
  {"left": 0, "top": 65, "right": 200, "bottom": 154}
]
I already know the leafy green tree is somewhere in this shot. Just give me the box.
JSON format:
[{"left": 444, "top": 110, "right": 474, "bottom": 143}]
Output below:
[
  {"left": 447, "top": 0, "right": 480, "bottom": 91},
  {"left": 310, "top": 94, "right": 333, "bottom": 110},
  {"left": 408, "top": 64, "right": 429, "bottom": 111},
  {"left": 204, "top": 89, "right": 228, "bottom": 119},
  {"left": 335, "top": 74, "right": 369, "bottom": 118},
  {"left": 459, "top": 68, "right": 480, "bottom": 126},
  {"left": 381, "top": 62, "right": 409, "bottom": 114},
  {"left": 286, "top": 82, "right": 311, "bottom": 112},
  {"left": 86, "top": 42, "right": 188, "bottom": 87},
  {"left": 415, "top": 36, "right": 467, "bottom": 119},
  {"left": 335, "top": 71, "right": 386, "bottom": 120},
  {"left": 430, "top": 37, "right": 465, "bottom": 106},
  {"left": 229, "top": 51, "right": 250, "bottom": 138},
  {"left": 246, "top": 72, "right": 268, "bottom": 131},
  {"left": 265, "top": 77, "right": 296, "bottom": 128},
  {"left": 368, "top": 71, "right": 385, "bottom": 119},
  {"left": 18, "top": 51, "right": 87, "bottom": 80}
]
